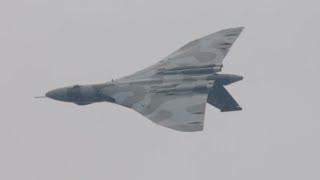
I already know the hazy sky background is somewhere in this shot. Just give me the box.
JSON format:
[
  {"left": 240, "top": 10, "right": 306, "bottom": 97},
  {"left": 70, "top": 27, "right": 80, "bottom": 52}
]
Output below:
[{"left": 1, "top": 0, "right": 319, "bottom": 179}]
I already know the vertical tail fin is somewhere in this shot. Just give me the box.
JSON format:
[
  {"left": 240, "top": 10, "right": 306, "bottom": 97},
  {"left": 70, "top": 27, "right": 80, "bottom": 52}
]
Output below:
[{"left": 207, "top": 85, "right": 242, "bottom": 112}]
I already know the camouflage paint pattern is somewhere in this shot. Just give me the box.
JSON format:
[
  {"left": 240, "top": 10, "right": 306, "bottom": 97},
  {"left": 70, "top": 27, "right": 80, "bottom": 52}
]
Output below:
[{"left": 46, "top": 27, "right": 244, "bottom": 132}]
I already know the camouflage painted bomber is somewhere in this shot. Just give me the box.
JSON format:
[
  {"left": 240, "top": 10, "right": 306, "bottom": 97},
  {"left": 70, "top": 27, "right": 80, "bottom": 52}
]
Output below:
[{"left": 45, "top": 27, "right": 244, "bottom": 132}]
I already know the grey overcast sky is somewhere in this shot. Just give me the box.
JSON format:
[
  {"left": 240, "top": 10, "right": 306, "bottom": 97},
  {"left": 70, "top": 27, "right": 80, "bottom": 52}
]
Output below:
[{"left": 1, "top": 0, "right": 319, "bottom": 179}]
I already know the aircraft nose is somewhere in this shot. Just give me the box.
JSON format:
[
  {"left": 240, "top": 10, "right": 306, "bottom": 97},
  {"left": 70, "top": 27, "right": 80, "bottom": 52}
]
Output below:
[{"left": 46, "top": 88, "right": 68, "bottom": 101}]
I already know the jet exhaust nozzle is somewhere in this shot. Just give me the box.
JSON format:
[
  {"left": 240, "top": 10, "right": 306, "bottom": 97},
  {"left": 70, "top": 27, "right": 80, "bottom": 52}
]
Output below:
[{"left": 208, "top": 74, "right": 243, "bottom": 85}]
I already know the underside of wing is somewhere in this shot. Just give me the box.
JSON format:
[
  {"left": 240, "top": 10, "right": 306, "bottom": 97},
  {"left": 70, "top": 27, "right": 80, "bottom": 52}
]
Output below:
[
  {"left": 120, "top": 27, "right": 244, "bottom": 80},
  {"left": 131, "top": 90, "right": 208, "bottom": 132},
  {"left": 162, "top": 27, "right": 244, "bottom": 70}
]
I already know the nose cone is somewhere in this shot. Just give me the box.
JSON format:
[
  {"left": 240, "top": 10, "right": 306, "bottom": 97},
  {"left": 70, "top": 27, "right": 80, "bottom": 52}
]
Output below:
[{"left": 46, "top": 88, "right": 69, "bottom": 101}]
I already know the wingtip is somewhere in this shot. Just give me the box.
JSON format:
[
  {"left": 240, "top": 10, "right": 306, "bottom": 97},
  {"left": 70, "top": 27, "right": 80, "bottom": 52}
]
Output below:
[
  {"left": 217, "top": 26, "right": 245, "bottom": 35},
  {"left": 231, "top": 26, "right": 245, "bottom": 32},
  {"left": 238, "top": 26, "right": 245, "bottom": 32}
]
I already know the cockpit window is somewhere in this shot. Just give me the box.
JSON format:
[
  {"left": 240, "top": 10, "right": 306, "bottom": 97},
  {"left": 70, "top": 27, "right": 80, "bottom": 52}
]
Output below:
[
  {"left": 72, "top": 85, "right": 81, "bottom": 89},
  {"left": 68, "top": 85, "right": 81, "bottom": 100}
]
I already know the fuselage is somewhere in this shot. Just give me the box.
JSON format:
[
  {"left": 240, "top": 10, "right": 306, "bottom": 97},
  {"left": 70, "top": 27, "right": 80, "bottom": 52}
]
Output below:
[{"left": 45, "top": 73, "right": 243, "bottom": 105}]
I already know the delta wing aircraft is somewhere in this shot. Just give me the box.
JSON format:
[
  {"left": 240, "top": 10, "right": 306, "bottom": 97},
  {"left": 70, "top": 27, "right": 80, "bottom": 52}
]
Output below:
[{"left": 42, "top": 27, "right": 244, "bottom": 132}]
